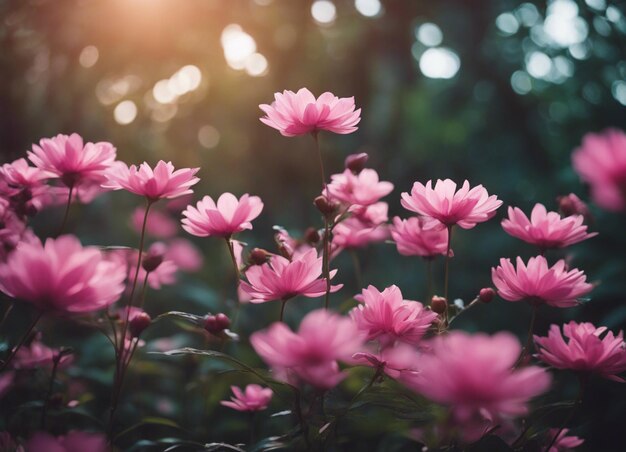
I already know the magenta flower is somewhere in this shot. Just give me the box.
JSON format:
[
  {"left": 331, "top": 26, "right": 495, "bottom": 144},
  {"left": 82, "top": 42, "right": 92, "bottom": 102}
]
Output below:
[
  {"left": 326, "top": 169, "right": 393, "bottom": 206},
  {"left": 0, "top": 158, "right": 48, "bottom": 194},
  {"left": 404, "top": 331, "right": 550, "bottom": 425},
  {"left": 401, "top": 179, "right": 502, "bottom": 229},
  {"left": 250, "top": 309, "right": 364, "bottom": 388},
  {"left": 12, "top": 336, "right": 73, "bottom": 370},
  {"left": 350, "top": 285, "right": 437, "bottom": 347},
  {"left": 220, "top": 384, "right": 273, "bottom": 412},
  {"left": 501, "top": 204, "right": 597, "bottom": 249},
  {"left": 491, "top": 256, "right": 593, "bottom": 308},
  {"left": 240, "top": 249, "right": 342, "bottom": 303},
  {"left": 103, "top": 160, "right": 200, "bottom": 201},
  {"left": 390, "top": 216, "right": 450, "bottom": 258},
  {"left": 351, "top": 343, "right": 421, "bottom": 380},
  {"left": 24, "top": 431, "right": 107, "bottom": 452},
  {"left": 332, "top": 218, "right": 389, "bottom": 251},
  {"left": 165, "top": 238, "right": 203, "bottom": 272},
  {"left": 534, "top": 322, "right": 626, "bottom": 382},
  {"left": 572, "top": 129, "right": 626, "bottom": 211},
  {"left": 131, "top": 207, "right": 177, "bottom": 238},
  {"left": 181, "top": 193, "right": 263, "bottom": 238},
  {"left": 28, "top": 133, "right": 116, "bottom": 189},
  {"left": 259, "top": 88, "right": 361, "bottom": 136},
  {"left": 546, "top": 428, "right": 584, "bottom": 452},
  {"left": 0, "top": 235, "right": 126, "bottom": 314}
]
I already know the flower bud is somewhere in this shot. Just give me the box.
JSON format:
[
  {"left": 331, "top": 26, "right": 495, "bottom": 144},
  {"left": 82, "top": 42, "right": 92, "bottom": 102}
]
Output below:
[
  {"left": 129, "top": 312, "right": 152, "bottom": 337},
  {"left": 557, "top": 193, "right": 590, "bottom": 221},
  {"left": 314, "top": 195, "right": 339, "bottom": 217},
  {"left": 478, "top": 287, "right": 496, "bottom": 303},
  {"left": 304, "top": 227, "right": 320, "bottom": 244},
  {"left": 142, "top": 242, "right": 167, "bottom": 272},
  {"left": 248, "top": 248, "right": 270, "bottom": 266},
  {"left": 204, "top": 313, "right": 231, "bottom": 335},
  {"left": 277, "top": 244, "right": 293, "bottom": 259},
  {"left": 431, "top": 295, "right": 447, "bottom": 314},
  {"left": 345, "top": 152, "right": 369, "bottom": 174}
]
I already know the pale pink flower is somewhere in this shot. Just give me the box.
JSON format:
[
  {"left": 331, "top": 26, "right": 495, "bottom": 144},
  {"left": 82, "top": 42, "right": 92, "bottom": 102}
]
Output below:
[
  {"left": 502, "top": 204, "right": 597, "bottom": 249},
  {"left": 220, "top": 384, "right": 273, "bottom": 412},
  {"left": 401, "top": 179, "right": 502, "bottom": 229},
  {"left": 164, "top": 238, "right": 203, "bottom": 272},
  {"left": 13, "top": 336, "right": 72, "bottom": 370},
  {"left": 259, "top": 88, "right": 360, "bottom": 136},
  {"left": 403, "top": 331, "right": 550, "bottom": 426},
  {"left": 491, "top": 256, "right": 593, "bottom": 308},
  {"left": 0, "top": 235, "right": 126, "bottom": 314},
  {"left": 130, "top": 207, "right": 177, "bottom": 238},
  {"left": 240, "top": 249, "right": 342, "bottom": 303},
  {"left": 350, "top": 285, "right": 437, "bottom": 347},
  {"left": 25, "top": 431, "right": 107, "bottom": 452},
  {"left": 117, "top": 248, "right": 177, "bottom": 290},
  {"left": 28, "top": 133, "right": 116, "bottom": 190},
  {"left": 547, "top": 428, "right": 584, "bottom": 451},
  {"left": 534, "top": 322, "right": 626, "bottom": 381},
  {"left": 103, "top": 160, "right": 199, "bottom": 201},
  {"left": 349, "top": 201, "right": 389, "bottom": 224},
  {"left": 572, "top": 129, "right": 626, "bottom": 211},
  {"left": 0, "top": 158, "right": 48, "bottom": 195},
  {"left": 332, "top": 218, "right": 389, "bottom": 250},
  {"left": 250, "top": 309, "right": 364, "bottom": 388},
  {"left": 181, "top": 193, "right": 263, "bottom": 238},
  {"left": 326, "top": 169, "right": 393, "bottom": 206},
  {"left": 352, "top": 343, "right": 421, "bottom": 380},
  {"left": 390, "top": 216, "right": 450, "bottom": 258}
]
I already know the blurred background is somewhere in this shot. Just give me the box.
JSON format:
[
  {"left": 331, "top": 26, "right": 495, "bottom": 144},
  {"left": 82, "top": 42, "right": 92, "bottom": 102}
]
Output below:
[{"left": 1, "top": 0, "right": 626, "bottom": 450}]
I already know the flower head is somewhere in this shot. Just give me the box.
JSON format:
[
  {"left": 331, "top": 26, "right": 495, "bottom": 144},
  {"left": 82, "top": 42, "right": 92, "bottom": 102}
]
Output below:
[
  {"left": 326, "top": 169, "right": 393, "bottom": 206},
  {"left": 401, "top": 179, "right": 502, "bottom": 229},
  {"left": 332, "top": 218, "right": 389, "bottom": 251},
  {"left": 103, "top": 160, "right": 199, "bottom": 201},
  {"left": 546, "top": 428, "right": 584, "bottom": 452},
  {"left": 534, "top": 321, "right": 626, "bottom": 381},
  {"left": 250, "top": 309, "right": 364, "bottom": 388},
  {"left": 181, "top": 193, "right": 263, "bottom": 238},
  {"left": 220, "top": 384, "right": 273, "bottom": 412},
  {"left": 491, "top": 256, "right": 593, "bottom": 308},
  {"left": 502, "top": 204, "right": 596, "bottom": 249},
  {"left": 0, "top": 235, "right": 126, "bottom": 314},
  {"left": 259, "top": 88, "right": 360, "bottom": 136},
  {"left": 351, "top": 343, "right": 421, "bottom": 380},
  {"left": 240, "top": 248, "right": 342, "bottom": 303},
  {"left": 390, "top": 216, "right": 450, "bottom": 258},
  {"left": 131, "top": 207, "right": 178, "bottom": 238}
]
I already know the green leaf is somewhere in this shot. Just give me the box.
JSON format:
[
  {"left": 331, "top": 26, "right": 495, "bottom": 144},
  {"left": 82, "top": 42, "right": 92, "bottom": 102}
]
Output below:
[{"left": 114, "top": 416, "right": 182, "bottom": 442}]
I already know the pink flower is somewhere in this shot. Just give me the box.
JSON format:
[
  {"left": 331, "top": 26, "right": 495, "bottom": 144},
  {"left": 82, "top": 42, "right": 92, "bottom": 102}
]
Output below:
[
  {"left": 259, "top": 88, "right": 361, "bottom": 136},
  {"left": 572, "top": 129, "right": 626, "bottom": 211},
  {"left": 250, "top": 309, "right": 364, "bottom": 388},
  {"left": 534, "top": 322, "right": 626, "bottom": 381},
  {"left": 274, "top": 226, "right": 314, "bottom": 260},
  {"left": 332, "top": 218, "right": 389, "bottom": 250},
  {"left": 326, "top": 169, "right": 393, "bottom": 206},
  {"left": 491, "top": 256, "right": 593, "bottom": 308},
  {"left": 350, "top": 285, "right": 437, "bottom": 347},
  {"left": 352, "top": 343, "right": 421, "bottom": 380},
  {"left": 501, "top": 204, "right": 597, "bottom": 249},
  {"left": 181, "top": 193, "right": 263, "bottom": 238},
  {"left": 164, "top": 238, "right": 203, "bottom": 272},
  {"left": 103, "top": 160, "right": 199, "bottom": 201},
  {"left": 404, "top": 331, "right": 550, "bottom": 426},
  {"left": 28, "top": 133, "right": 116, "bottom": 189},
  {"left": 390, "top": 216, "right": 450, "bottom": 258},
  {"left": 546, "top": 428, "right": 584, "bottom": 452},
  {"left": 130, "top": 207, "right": 177, "bottom": 238},
  {"left": 557, "top": 193, "right": 590, "bottom": 221},
  {"left": 0, "top": 158, "right": 48, "bottom": 194},
  {"left": 220, "top": 384, "right": 273, "bottom": 412},
  {"left": 113, "top": 247, "right": 177, "bottom": 290},
  {"left": 240, "top": 249, "right": 342, "bottom": 303},
  {"left": 24, "top": 431, "right": 107, "bottom": 452},
  {"left": 401, "top": 179, "right": 502, "bottom": 229},
  {"left": 12, "top": 336, "right": 72, "bottom": 370},
  {"left": 0, "top": 235, "right": 126, "bottom": 314}
]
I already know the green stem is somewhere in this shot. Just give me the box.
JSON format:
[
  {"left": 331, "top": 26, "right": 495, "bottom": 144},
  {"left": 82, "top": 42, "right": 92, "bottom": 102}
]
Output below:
[
  {"left": 0, "top": 311, "right": 42, "bottom": 371},
  {"left": 516, "top": 305, "right": 538, "bottom": 368},
  {"left": 443, "top": 225, "right": 453, "bottom": 327},
  {"left": 57, "top": 184, "right": 74, "bottom": 236},
  {"left": 41, "top": 350, "right": 67, "bottom": 428},
  {"left": 225, "top": 238, "right": 241, "bottom": 283},
  {"left": 350, "top": 249, "right": 363, "bottom": 288},
  {"left": 0, "top": 301, "right": 15, "bottom": 332},
  {"left": 545, "top": 376, "right": 586, "bottom": 451},
  {"left": 312, "top": 133, "right": 332, "bottom": 310},
  {"left": 138, "top": 272, "right": 150, "bottom": 311},
  {"left": 279, "top": 300, "right": 287, "bottom": 322}
]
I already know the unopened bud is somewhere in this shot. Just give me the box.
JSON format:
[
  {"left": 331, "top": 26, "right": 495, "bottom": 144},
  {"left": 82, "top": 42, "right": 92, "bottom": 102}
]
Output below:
[
  {"left": 129, "top": 312, "right": 152, "bottom": 337},
  {"left": 142, "top": 242, "right": 167, "bottom": 272},
  {"left": 304, "top": 227, "right": 320, "bottom": 244},
  {"left": 431, "top": 295, "right": 447, "bottom": 314},
  {"left": 345, "top": 153, "right": 369, "bottom": 174},
  {"left": 277, "top": 244, "right": 293, "bottom": 259},
  {"left": 478, "top": 287, "right": 496, "bottom": 303},
  {"left": 314, "top": 195, "right": 338, "bottom": 217},
  {"left": 248, "top": 248, "right": 270, "bottom": 265},
  {"left": 557, "top": 193, "right": 590, "bottom": 220},
  {"left": 204, "top": 313, "right": 231, "bottom": 335}
]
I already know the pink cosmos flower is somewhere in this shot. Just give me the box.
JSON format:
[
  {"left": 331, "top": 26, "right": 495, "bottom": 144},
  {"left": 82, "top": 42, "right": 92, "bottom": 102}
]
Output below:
[
  {"left": 326, "top": 169, "right": 393, "bottom": 206},
  {"left": 250, "top": 309, "right": 364, "bottom": 388},
  {"left": 534, "top": 322, "right": 626, "bottom": 381},
  {"left": 352, "top": 343, "right": 421, "bottom": 380},
  {"left": 0, "top": 158, "right": 48, "bottom": 195},
  {"left": 332, "top": 218, "right": 389, "bottom": 251},
  {"left": 131, "top": 207, "right": 177, "bottom": 238},
  {"left": 181, "top": 193, "right": 263, "bottom": 238},
  {"left": 12, "top": 336, "right": 73, "bottom": 370},
  {"left": 491, "top": 256, "right": 593, "bottom": 308},
  {"left": 401, "top": 179, "right": 502, "bottom": 229},
  {"left": 259, "top": 88, "right": 361, "bottom": 136},
  {"left": 220, "top": 384, "right": 273, "bottom": 412},
  {"left": 103, "top": 160, "right": 200, "bottom": 201},
  {"left": 546, "top": 428, "right": 584, "bottom": 452},
  {"left": 164, "top": 238, "right": 203, "bottom": 272},
  {"left": 403, "top": 331, "right": 550, "bottom": 426},
  {"left": 112, "top": 247, "right": 177, "bottom": 290},
  {"left": 24, "top": 431, "right": 107, "bottom": 452},
  {"left": 557, "top": 193, "right": 590, "bottom": 221},
  {"left": 28, "top": 133, "right": 116, "bottom": 189},
  {"left": 572, "top": 129, "right": 626, "bottom": 211},
  {"left": 390, "top": 216, "right": 450, "bottom": 258},
  {"left": 0, "top": 235, "right": 126, "bottom": 314},
  {"left": 274, "top": 226, "right": 314, "bottom": 260},
  {"left": 350, "top": 285, "right": 437, "bottom": 347},
  {"left": 501, "top": 204, "right": 597, "bottom": 249},
  {"left": 240, "top": 249, "right": 342, "bottom": 303}
]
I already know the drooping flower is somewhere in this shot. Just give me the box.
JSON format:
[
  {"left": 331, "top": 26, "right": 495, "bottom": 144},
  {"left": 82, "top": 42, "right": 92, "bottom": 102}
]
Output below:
[
  {"left": 491, "top": 256, "right": 593, "bottom": 308},
  {"left": 546, "top": 428, "right": 584, "bottom": 452},
  {"left": 534, "top": 322, "right": 626, "bottom": 381},
  {"left": 250, "top": 309, "right": 364, "bottom": 388},
  {"left": 259, "top": 88, "right": 361, "bottom": 136},
  {"left": 572, "top": 129, "right": 626, "bottom": 211},
  {"left": 350, "top": 285, "right": 437, "bottom": 347},
  {"left": 181, "top": 193, "right": 263, "bottom": 238},
  {"left": 326, "top": 168, "right": 393, "bottom": 206},
  {"left": 390, "top": 216, "right": 450, "bottom": 258},
  {"left": 401, "top": 179, "right": 502, "bottom": 229},
  {"left": 501, "top": 204, "right": 597, "bottom": 249},
  {"left": 0, "top": 235, "right": 126, "bottom": 314},
  {"left": 403, "top": 332, "right": 550, "bottom": 428},
  {"left": 103, "top": 160, "right": 199, "bottom": 201},
  {"left": 130, "top": 207, "right": 178, "bottom": 238},
  {"left": 24, "top": 431, "right": 107, "bottom": 452},
  {"left": 240, "top": 248, "right": 342, "bottom": 303},
  {"left": 28, "top": 133, "right": 116, "bottom": 190},
  {"left": 220, "top": 384, "right": 273, "bottom": 412}
]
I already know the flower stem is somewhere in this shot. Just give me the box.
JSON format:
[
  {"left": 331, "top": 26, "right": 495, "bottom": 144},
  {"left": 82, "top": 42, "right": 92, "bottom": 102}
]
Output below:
[
  {"left": 517, "top": 305, "right": 538, "bottom": 368},
  {"left": 40, "top": 350, "right": 68, "bottom": 428},
  {"left": 312, "top": 133, "right": 332, "bottom": 310},
  {"left": 0, "top": 311, "right": 42, "bottom": 371},
  {"left": 225, "top": 238, "right": 240, "bottom": 283},
  {"left": 443, "top": 225, "right": 453, "bottom": 327},
  {"left": 0, "top": 301, "right": 15, "bottom": 333},
  {"left": 350, "top": 249, "right": 363, "bottom": 288},
  {"left": 57, "top": 184, "right": 74, "bottom": 236},
  {"left": 545, "top": 376, "right": 586, "bottom": 451},
  {"left": 425, "top": 258, "right": 433, "bottom": 300},
  {"left": 279, "top": 299, "right": 287, "bottom": 322}
]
